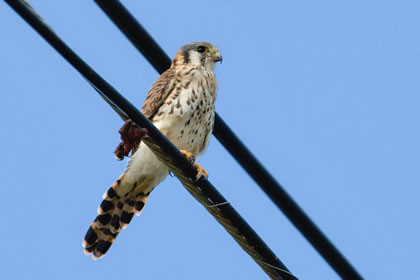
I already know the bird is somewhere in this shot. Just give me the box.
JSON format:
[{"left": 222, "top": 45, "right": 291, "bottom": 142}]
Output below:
[{"left": 83, "top": 42, "right": 222, "bottom": 260}]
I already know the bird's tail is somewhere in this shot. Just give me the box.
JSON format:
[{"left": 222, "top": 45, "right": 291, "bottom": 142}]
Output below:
[{"left": 82, "top": 172, "right": 151, "bottom": 259}]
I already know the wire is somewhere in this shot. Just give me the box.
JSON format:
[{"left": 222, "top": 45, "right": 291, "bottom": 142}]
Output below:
[
  {"left": 92, "top": 0, "right": 364, "bottom": 279},
  {"left": 5, "top": 1, "right": 298, "bottom": 279}
]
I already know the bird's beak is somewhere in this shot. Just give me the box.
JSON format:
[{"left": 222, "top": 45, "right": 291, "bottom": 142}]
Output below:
[{"left": 213, "top": 53, "right": 223, "bottom": 63}]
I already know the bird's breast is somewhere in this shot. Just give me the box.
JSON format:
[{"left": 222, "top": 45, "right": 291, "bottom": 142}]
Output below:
[{"left": 153, "top": 69, "right": 217, "bottom": 157}]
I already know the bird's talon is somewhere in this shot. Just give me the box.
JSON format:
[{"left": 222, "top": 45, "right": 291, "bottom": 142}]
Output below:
[
  {"left": 193, "top": 163, "right": 209, "bottom": 180},
  {"left": 179, "top": 150, "right": 208, "bottom": 180},
  {"left": 180, "top": 149, "right": 195, "bottom": 163}
]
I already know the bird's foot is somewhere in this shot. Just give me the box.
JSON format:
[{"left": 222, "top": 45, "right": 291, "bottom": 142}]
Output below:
[
  {"left": 114, "top": 119, "right": 148, "bottom": 160},
  {"left": 179, "top": 149, "right": 195, "bottom": 162},
  {"left": 179, "top": 150, "right": 209, "bottom": 180},
  {"left": 192, "top": 163, "right": 209, "bottom": 180}
]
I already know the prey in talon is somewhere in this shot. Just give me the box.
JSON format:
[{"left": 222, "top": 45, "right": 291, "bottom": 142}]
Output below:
[
  {"left": 114, "top": 119, "right": 148, "bottom": 160},
  {"left": 83, "top": 42, "right": 222, "bottom": 259}
]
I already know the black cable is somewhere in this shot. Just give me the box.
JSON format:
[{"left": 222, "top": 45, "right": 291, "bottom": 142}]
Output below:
[
  {"left": 92, "top": 0, "right": 364, "bottom": 279},
  {"left": 5, "top": 1, "right": 297, "bottom": 279}
]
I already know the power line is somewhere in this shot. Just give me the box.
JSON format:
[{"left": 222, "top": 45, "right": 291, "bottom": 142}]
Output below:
[
  {"left": 92, "top": 0, "right": 363, "bottom": 279},
  {"left": 5, "top": 1, "right": 297, "bottom": 279}
]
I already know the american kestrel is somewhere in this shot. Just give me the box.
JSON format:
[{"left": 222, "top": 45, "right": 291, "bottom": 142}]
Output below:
[{"left": 83, "top": 42, "right": 222, "bottom": 259}]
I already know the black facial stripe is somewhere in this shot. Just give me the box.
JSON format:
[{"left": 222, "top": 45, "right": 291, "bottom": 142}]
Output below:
[{"left": 182, "top": 48, "right": 190, "bottom": 64}]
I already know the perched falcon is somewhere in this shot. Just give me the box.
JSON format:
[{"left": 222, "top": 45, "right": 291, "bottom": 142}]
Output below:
[{"left": 83, "top": 42, "right": 222, "bottom": 259}]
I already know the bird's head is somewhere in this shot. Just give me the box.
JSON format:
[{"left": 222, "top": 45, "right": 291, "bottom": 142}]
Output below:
[{"left": 172, "top": 42, "right": 222, "bottom": 71}]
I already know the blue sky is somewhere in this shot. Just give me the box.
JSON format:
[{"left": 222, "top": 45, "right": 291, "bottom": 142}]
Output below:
[{"left": 1, "top": 1, "right": 419, "bottom": 279}]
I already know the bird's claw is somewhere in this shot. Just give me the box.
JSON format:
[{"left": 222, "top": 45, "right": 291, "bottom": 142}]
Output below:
[
  {"left": 180, "top": 150, "right": 195, "bottom": 162},
  {"left": 114, "top": 119, "right": 148, "bottom": 160},
  {"left": 180, "top": 150, "right": 208, "bottom": 180},
  {"left": 193, "top": 163, "right": 209, "bottom": 180}
]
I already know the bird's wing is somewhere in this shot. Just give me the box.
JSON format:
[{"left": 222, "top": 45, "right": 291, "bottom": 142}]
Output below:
[{"left": 141, "top": 67, "right": 176, "bottom": 120}]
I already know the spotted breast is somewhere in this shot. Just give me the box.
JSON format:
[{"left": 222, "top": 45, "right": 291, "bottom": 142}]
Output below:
[{"left": 152, "top": 65, "right": 217, "bottom": 157}]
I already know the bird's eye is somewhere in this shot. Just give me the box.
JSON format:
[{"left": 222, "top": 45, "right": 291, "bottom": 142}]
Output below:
[{"left": 197, "top": 46, "right": 206, "bottom": 53}]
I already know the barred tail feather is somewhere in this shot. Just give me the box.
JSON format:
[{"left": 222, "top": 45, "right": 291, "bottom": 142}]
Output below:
[{"left": 82, "top": 173, "right": 152, "bottom": 260}]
